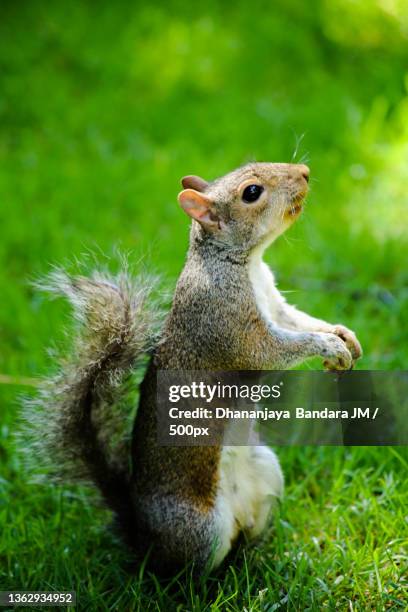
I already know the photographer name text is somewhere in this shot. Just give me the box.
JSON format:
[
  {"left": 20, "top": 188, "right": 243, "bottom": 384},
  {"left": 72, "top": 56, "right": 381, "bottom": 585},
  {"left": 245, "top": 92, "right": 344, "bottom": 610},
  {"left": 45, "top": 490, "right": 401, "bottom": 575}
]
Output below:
[{"left": 167, "top": 406, "right": 379, "bottom": 421}]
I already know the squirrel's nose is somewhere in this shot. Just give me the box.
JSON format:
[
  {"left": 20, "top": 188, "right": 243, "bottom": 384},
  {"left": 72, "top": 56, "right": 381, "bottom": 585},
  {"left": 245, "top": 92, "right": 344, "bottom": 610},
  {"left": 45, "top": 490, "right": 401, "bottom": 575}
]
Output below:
[{"left": 298, "top": 164, "right": 310, "bottom": 183}]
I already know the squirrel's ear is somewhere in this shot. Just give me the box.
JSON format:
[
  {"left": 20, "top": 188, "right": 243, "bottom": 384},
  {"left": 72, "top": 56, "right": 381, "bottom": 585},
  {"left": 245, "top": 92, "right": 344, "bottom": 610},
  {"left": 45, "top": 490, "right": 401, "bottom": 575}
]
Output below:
[
  {"left": 178, "top": 189, "right": 220, "bottom": 230},
  {"left": 181, "top": 175, "right": 209, "bottom": 192}
]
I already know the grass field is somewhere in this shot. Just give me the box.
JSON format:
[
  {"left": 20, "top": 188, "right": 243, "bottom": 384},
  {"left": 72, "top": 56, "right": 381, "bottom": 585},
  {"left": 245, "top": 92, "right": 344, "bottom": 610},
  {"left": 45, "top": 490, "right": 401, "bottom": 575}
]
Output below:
[{"left": 0, "top": 1, "right": 407, "bottom": 609}]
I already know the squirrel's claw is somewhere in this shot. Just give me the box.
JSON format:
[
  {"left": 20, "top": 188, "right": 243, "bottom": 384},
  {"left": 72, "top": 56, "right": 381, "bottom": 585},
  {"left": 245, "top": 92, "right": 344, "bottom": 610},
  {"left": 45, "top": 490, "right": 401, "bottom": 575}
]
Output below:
[{"left": 332, "top": 324, "right": 363, "bottom": 362}]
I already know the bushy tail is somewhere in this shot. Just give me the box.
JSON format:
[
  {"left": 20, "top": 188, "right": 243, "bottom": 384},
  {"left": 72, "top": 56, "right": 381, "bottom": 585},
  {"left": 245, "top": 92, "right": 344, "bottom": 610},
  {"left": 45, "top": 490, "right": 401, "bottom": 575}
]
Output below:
[{"left": 23, "top": 267, "right": 161, "bottom": 541}]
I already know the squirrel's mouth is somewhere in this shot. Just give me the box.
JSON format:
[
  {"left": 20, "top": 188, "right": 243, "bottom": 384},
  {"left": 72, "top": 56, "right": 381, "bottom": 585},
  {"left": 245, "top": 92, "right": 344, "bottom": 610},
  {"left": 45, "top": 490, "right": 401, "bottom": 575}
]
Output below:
[
  {"left": 287, "top": 204, "right": 302, "bottom": 216},
  {"left": 286, "top": 192, "right": 306, "bottom": 217}
]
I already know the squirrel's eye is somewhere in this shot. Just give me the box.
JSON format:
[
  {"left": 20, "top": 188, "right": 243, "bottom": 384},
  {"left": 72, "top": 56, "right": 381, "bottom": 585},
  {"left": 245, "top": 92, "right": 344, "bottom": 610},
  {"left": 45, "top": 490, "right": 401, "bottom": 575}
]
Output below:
[{"left": 242, "top": 184, "right": 264, "bottom": 203}]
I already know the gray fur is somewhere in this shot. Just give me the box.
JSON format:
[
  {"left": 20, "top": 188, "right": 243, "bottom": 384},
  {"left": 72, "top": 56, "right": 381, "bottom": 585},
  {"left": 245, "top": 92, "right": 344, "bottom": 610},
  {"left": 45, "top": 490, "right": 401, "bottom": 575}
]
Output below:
[
  {"left": 23, "top": 268, "right": 161, "bottom": 483},
  {"left": 26, "top": 162, "right": 361, "bottom": 575}
]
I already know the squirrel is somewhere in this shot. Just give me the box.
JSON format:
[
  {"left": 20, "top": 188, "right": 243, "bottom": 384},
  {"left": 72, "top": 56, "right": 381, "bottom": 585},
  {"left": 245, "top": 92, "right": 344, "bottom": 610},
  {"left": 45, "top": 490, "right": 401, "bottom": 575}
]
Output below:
[{"left": 30, "top": 162, "right": 362, "bottom": 575}]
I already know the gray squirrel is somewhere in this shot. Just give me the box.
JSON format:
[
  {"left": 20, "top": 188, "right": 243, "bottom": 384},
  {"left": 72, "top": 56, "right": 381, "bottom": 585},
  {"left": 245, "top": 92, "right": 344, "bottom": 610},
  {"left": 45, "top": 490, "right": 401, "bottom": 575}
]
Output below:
[{"left": 31, "top": 162, "right": 362, "bottom": 575}]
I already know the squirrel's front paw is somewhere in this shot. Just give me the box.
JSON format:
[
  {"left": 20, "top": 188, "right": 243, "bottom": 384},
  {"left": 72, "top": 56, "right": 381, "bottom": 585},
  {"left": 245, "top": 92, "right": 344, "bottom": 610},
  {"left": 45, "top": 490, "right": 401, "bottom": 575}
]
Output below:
[
  {"left": 319, "top": 333, "right": 353, "bottom": 371},
  {"left": 332, "top": 324, "right": 362, "bottom": 362}
]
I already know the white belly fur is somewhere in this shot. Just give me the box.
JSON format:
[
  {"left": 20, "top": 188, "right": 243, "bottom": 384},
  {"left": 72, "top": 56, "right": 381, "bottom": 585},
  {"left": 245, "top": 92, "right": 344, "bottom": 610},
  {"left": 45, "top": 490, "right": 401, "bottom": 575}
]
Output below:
[
  {"left": 213, "top": 445, "right": 283, "bottom": 567},
  {"left": 248, "top": 249, "right": 282, "bottom": 323}
]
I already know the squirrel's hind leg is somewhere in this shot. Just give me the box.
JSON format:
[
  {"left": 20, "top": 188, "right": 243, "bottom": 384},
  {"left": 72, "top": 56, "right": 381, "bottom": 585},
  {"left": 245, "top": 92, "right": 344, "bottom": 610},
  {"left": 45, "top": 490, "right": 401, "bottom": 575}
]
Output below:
[
  {"left": 134, "top": 493, "right": 230, "bottom": 574},
  {"left": 132, "top": 446, "right": 283, "bottom": 574}
]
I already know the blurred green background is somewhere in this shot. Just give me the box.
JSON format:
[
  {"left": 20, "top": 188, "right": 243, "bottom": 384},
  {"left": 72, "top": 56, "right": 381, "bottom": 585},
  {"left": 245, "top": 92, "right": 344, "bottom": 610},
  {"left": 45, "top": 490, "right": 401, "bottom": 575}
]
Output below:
[
  {"left": 0, "top": 1, "right": 407, "bottom": 609},
  {"left": 1, "top": 0, "right": 408, "bottom": 382}
]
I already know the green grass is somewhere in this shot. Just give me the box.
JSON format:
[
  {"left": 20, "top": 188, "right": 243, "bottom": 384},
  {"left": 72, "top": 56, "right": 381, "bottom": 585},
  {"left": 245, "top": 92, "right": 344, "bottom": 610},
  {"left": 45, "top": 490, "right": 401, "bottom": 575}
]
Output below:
[
  {"left": 1, "top": 1, "right": 408, "bottom": 609},
  {"left": 1, "top": 446, "right": 407, "bottom": 610}
]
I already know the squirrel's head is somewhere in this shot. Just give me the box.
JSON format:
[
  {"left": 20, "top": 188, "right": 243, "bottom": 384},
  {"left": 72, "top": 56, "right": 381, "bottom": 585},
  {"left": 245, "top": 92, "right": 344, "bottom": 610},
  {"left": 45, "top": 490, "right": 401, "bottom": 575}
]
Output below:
[{"left": 178, "top": 162, "right": 309, "bottom": 253}]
